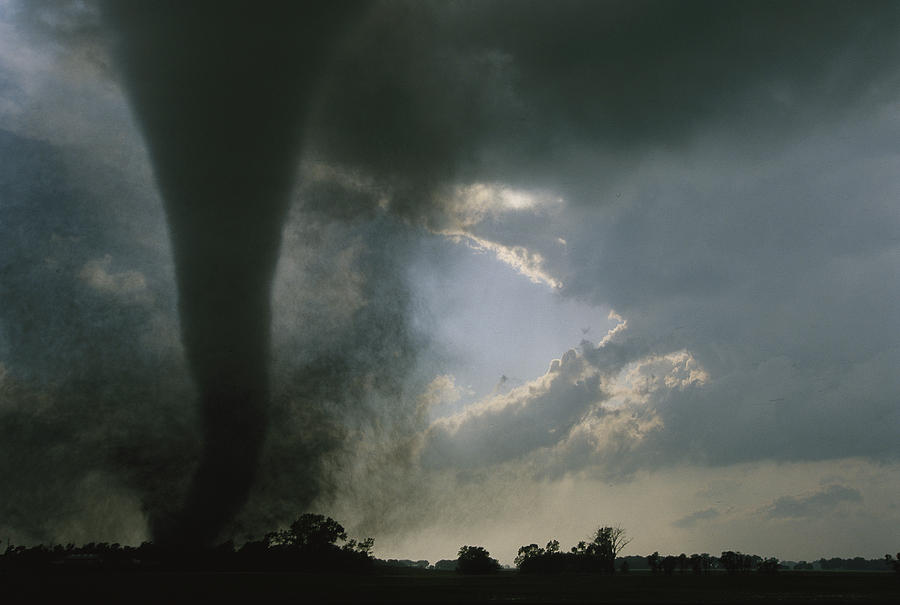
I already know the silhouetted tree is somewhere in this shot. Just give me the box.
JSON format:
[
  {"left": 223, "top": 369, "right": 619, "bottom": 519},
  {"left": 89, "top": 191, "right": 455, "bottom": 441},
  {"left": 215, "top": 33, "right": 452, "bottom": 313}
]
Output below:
[
  {"left": 572, "top": 526, "right": 631, "bottom": 574},
  {"left": 516, "top": 526, "right": 631, "bottom": 575},
  {"left": 254, "top": 514, "right": 374, "bottom": 572},
  {"left": 268, "top": 513, "right": 347, "bottom": 549},
  {"left": 886, "top": 553, "right": 900, "bottom": 573},
  {"left": 514, "top": 544, "right": 544, "bottom": 569},
  {"left": 343, "top": 537, "right": 375, "bottom": 557},
  {"left": 661, "top": 555, "right": 678, "bottom": 575},
  {"left": 720, "top": 551, "right": 757, "bottom": 574},
  {"left": 757, "top": 557, "right": 781, "bottom": 573},
  {"left": 457, "top": 545, "right": 500, "bottom": 574},
  {"left": 647, "top": 551, "right": 661, "bottom": 573},
  {"left": 514, "top": 542, "right": 572, "bottom": 574},
  {"left": 690, "top": 553, "right": 713, "bottom": 574}
]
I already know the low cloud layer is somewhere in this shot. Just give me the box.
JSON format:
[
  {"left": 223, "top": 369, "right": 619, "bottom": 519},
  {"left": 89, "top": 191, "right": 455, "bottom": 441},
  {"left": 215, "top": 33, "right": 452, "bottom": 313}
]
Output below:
[
  {"left": 673, "top": 508, "right": 720, "bottom": 529},
  {"left": 766, "top": 485, "right": 863, "bottom": 520}
]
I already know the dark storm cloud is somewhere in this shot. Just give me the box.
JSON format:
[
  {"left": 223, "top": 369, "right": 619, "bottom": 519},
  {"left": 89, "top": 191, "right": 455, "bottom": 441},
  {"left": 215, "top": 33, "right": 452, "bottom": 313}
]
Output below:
[
  {"left": 312, "top": 0, "right": 900, "bottom": 478},
  {"left": 639, "top": 351, "right": 900, "bottom": 468},
  {"left": 766, "top": 484, "right": 862, "bottom": 519},
  {"left": 4, "top": 0, "right": 900, "bottom": 547},
  {"left": 306, "top": 0, "right": 900, "bottom": 485},
  {"left": 0, "top": 127, "right": 194, "bottom": 544},
  {"left": 305, "top": 0, "right": 900, "bottom": 223}
]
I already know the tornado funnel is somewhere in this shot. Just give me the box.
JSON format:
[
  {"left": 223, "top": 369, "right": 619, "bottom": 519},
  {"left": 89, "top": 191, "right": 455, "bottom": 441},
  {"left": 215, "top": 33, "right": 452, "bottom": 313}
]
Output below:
[{"left": 103, "top": 1, "right": 360, "bottom": 546}]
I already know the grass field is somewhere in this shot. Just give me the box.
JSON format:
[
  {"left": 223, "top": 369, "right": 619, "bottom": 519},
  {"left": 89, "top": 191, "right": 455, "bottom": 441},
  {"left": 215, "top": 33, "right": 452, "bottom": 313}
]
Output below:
[{"left": 5, "top": 569, "right": 900, "bottom": 603}]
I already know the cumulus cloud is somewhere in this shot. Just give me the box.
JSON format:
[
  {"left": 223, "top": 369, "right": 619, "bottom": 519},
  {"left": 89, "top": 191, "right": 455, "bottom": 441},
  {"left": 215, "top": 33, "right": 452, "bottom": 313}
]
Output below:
[
  {"left": 421, "top": 347, "right": 605, "bottom": 470},
  {"left": 418, "top": 317, "right": 716, "bottom": 480}
]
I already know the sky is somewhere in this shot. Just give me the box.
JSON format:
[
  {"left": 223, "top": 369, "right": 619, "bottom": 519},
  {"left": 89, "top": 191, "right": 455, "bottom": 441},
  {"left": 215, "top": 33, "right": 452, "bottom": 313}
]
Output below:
[{"left": 1, "top": 0, "right": 899, "bottom": 564}]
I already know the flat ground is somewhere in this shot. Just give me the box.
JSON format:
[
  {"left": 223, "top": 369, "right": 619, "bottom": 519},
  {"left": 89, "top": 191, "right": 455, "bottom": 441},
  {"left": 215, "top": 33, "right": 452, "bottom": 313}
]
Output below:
[{"left": 5, "top": 569, "right": 899, "bottom": 603}]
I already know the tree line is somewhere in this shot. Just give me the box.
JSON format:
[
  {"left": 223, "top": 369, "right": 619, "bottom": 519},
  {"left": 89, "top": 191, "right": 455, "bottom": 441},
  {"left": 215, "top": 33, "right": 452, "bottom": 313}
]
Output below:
[
  {"left": 3, "top": 516, "right": 899, "bottom": 576},
  {"left": 511, "top": 526, "right": 631, "bottom": 575},
  {"left": 0, "top": 514, "right": 374, "bottom": 573}
]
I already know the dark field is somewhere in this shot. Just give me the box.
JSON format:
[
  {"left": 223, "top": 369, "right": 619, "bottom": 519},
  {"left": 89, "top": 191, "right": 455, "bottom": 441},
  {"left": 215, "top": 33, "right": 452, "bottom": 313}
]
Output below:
[{"left": 5, "top": 570, "right": 899, "bottom": 603}]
